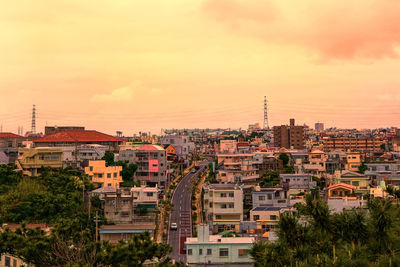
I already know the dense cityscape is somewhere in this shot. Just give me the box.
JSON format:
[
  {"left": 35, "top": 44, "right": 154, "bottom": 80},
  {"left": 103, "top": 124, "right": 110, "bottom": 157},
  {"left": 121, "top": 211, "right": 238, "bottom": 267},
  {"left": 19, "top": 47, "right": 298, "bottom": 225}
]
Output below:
[{"left": 1, "top": 106, "right": 400, "bottom": 266}]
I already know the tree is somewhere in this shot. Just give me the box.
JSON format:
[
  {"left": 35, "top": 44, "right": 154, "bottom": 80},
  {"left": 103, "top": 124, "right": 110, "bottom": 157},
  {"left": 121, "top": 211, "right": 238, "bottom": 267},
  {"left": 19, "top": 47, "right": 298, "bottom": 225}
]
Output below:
[
  {"left": 278, "top": 153, "right": 290, "bottom": 166},
  {"left": 358, "top": 163, "right": 368, "bottom": 174},
  {"left": 260, "top": 171, "right": 280, "bottom": 187},
  {"left": 102, "top": 151, "right": 115, "bottom": 166}
]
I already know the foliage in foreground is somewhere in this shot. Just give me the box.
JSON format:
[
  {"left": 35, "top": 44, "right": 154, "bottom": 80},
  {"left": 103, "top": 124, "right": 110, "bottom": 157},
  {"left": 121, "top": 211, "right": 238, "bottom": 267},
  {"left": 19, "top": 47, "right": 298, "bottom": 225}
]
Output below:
[{"left": 250, "top": 192, "right": 400, "bottom": 267}]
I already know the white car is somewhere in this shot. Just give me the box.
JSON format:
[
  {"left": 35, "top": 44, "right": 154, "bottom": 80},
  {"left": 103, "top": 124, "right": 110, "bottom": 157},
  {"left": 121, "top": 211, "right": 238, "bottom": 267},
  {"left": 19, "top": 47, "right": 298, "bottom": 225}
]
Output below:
[{"left": 170, "top": 222, "right": 178, "bottom": 230}]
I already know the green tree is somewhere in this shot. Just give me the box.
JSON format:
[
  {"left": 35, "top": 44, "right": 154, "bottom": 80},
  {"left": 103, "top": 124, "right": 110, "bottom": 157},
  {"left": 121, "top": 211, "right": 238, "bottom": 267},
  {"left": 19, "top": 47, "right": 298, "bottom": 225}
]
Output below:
[
  {"left": 278, "top": 153, "right": 290, "bottom": 166},
  {"left": 358, "top": 163, "right": 368, "bottom": 174},
  {"left": 102, "top": 151, "right": 115, "bottom": 166}
]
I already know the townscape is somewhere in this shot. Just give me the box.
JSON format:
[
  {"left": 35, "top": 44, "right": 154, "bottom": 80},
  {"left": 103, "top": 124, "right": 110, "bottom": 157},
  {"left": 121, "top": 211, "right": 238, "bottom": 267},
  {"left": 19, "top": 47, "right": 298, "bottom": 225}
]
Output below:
[{"left": 1, "top": 114, "right": 400, "bottom": 266}]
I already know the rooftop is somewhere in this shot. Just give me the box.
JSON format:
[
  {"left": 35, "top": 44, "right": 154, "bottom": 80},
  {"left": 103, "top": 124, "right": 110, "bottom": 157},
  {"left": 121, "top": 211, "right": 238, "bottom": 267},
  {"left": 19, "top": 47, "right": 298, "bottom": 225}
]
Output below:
[
  {"left": 33, "top": 130, "right": 123, "bottom": 143},
  {"left": 0, "top": 132, "right": 23, "bottom": 138},
  {"left": 186, "top": 235, "right": 254, "bottom": 244},
  {"left": 252, "top": 207, "right": 285, "bottom": 212},
  {"left": 138, "top": 144, "right": 165, "bottom": 151}
]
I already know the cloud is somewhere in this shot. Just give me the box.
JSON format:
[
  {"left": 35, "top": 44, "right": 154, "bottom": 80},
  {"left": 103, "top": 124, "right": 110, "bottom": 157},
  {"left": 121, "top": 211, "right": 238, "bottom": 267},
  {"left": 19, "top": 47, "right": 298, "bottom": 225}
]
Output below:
[
  {"left": 91, "top": 84, "right": 135, "bottom": 102},
  {"left": 203, "top": 0, "right": 400, "bottom": 60}
]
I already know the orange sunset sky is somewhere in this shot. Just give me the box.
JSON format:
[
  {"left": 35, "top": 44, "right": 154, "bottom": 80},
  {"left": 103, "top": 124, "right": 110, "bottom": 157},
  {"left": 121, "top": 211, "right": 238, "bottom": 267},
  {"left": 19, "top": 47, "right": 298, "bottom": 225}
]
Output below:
[{"left": 0, "top": 0, "right": 399, "bottom": 135}]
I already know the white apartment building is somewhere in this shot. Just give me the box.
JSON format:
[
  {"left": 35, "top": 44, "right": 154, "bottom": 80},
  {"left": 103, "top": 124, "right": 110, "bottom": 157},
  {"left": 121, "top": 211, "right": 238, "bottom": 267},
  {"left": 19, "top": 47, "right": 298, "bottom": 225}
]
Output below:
[
  {"left": 203, "top": 184, "right": 244, "bottom": 233},
  {"left": 185, "top": 224, "right": 255, "bottom": 266}
]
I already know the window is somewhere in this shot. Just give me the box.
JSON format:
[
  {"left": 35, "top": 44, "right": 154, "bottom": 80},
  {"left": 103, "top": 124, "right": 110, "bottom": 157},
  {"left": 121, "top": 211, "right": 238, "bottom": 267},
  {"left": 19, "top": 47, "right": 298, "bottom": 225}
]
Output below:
[
  {"left": 216, "top": 215, "right": 222, "bottom": 219},
  {"left": 90, "top": 166, "right": 93, "bottom": 171},
  {"left": 107, "top": 173, "right": 111, "bottom": 178},
  {"left": 187, "top": 249, "right": 192, "bottom": 255},
  {"left": 219, "top": 248, "right": 229, "bottom": 257},
  {"left": 220, "top": 193, "right": 227, "bottom": 197},
  {"left": 229, "top": 192, "right": 234, "bottom": 197},
  {"left": 108, "top": 183, "right": 112, "bottom": 187},
  {"left": 114, "top": 172, "right": 117, "bottom": 178},
  {"left": 98, "top": 174, "right": 103, "bottom": 178},
  {"left": 221, "top": 204, "right": 227, "bottom": 209},
  {"left": 352, "top": 181, "right": 359, "bottom": 186},
  {"left": 122, "top": 200, "right": 130, "bottom": 205},
  {"left": 229, "top": 203, "right": 234, "bottom": 208},
  {"left": 108, "top": 200, "right": 115, "bottom": 206},
  {"left": 270, "top": 215, "right": 277, "bottom": 220},
  {"left": 253, "top": 215, "right": 260, "bottom": 220},
  {"left": 259, "top": 196, "right": 265, "bottom": 201},
  {"left": 13, "top": 259, "right": 17, "bottom": 267},
  {"left": 209, "top": 202, "right": 213, "bottom": 208},
  {"left": 238, "top": 249, "right": 249, "bottom": 257},
  {"left": 207, "top": 248, "right": 212, "bottom": 255},
  {"left": 267, "top": 194, "right": 272, "bottom": 200},
  {"left": 199, "top": 248, "right": 203, "bottom": 255},
  {"left": 147, "top": 192, "right": 154, "bottom": 197},
  {"left": 5, "top": 256, "right": 10, "bottom": 266}
]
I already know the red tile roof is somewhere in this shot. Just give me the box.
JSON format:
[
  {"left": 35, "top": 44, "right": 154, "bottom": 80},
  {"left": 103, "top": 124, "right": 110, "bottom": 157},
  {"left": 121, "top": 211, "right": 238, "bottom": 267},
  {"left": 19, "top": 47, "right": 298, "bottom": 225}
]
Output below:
[
  {"left": 0, "top": 132, "right": 23, "bottom": 138},
  {"left": 33, "top": 130, "right": 124, "bottom": 143},
  {"left": 139, "top": 144, "right": 164, "bottom": 151}
]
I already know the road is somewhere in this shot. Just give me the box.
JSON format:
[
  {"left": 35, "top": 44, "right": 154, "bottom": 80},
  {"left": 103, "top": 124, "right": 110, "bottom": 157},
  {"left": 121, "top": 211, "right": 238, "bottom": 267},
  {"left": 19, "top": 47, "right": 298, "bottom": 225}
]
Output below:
[{"left": 168, "top": 161, "right": 208, "bottom": 263}]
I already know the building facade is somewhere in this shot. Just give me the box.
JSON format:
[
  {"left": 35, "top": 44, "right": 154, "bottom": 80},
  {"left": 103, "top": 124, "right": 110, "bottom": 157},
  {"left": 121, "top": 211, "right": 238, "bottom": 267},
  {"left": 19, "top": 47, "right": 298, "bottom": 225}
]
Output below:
[
  {"left": 273, "top": 119, "right": 305, "bottom": 149},
  {"left": 85, "top": 160, "right": 123, "bottom": 188},
  {"left": 16, "top": 147, "right": 63, "bottom": 176}
]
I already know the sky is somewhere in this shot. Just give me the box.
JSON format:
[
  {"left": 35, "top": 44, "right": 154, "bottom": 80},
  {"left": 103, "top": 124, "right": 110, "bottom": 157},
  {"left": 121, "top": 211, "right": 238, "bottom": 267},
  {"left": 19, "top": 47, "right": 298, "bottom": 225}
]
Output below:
[{"left": 0, "top": 0, "right": 400, "bottom": 135}]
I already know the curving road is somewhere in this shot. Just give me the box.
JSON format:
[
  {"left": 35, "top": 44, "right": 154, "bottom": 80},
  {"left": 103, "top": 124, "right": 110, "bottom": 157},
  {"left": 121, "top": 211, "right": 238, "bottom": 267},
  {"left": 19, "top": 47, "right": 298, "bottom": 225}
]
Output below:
[{"left": 168, "top": 161, "right": 208, "bottom": 264}]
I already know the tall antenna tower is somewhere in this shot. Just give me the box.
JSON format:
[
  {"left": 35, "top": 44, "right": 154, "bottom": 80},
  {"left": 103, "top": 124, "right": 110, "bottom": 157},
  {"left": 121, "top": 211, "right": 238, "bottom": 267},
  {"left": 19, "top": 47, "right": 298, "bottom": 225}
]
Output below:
[
  {"left": 31, "top": 104, "right": 36, "bottom": 134},
  {"left": 263, "top": 96, "right": 269, "bottom": 129}
]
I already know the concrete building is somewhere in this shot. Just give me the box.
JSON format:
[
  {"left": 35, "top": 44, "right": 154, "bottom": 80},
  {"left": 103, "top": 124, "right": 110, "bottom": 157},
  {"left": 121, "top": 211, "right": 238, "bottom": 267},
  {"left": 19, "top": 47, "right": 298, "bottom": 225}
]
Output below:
[
  {"left": 334, "top": 170, "right": 370, "bottom": 194},
  {"left": 85, "top": 160, "right": 123, "bottom": 188},
  {"left": 365, "top": 162, "right": 400, "bottom": 186},
  {"left": 252, "top": 186, "right": 289, "bottom": 208},
  {"left": 315, "top": 122, "right": 324, "bottom": 131},
  {"left": 323, "top": 137, "right": 382, "bottom": 153},
  {"left": 280, "top": 174, "right": 317, "bottom": 195},
  {"left": 91, "top": 185, "right": 158, "bottom": 225},
  {"left": 302, "top": 149, "right": 327, "bottom": 175},
  {"left": 44, "top": 126, "right": 85, "bottom": 136},
  {"left": 203, "top": 184, "right": 244, "bottom": 234},
  {"left": 60, "top": 144, "right": 108, "bottom": 168},
  {"left": 219, "top": 140, "right": 238, "bottom": 154},
  {"left": 273, "top": 119, "right": 305, "bottom": 149},
  {"left": 160, "top": 135, "right": 194, "bottom": 163},
  {"left": 217, "top": 153, "right": 258, "bottom": 183},
  {"left": 250, "top": 206, "right": 290, "bottom": 232},
  {"left": 99, "top": 224, "right": 156, "bottom": 243},
  {"left": 118, "top": 144, "right": 168, "bottom": 187},
  {"left": 248, "top": 123, "right": 261, "bottom": 133},
  {"left": 344, "top": 152, "right": 362, "bottom": 172},
  {"left": 327, "top": 183, "right": 365, "bottom": 213},
  {"left": 16, "top": 147, "right": 63, "bottom": 176},
  {"left": 0, "top": 132, "right": 25, "bottom": 163},
  {"left": 33, "top": 130, "right": 123, "bottom": 151},
  {"left": 185, "top": 224, "right": 255, "bottom": 266}
]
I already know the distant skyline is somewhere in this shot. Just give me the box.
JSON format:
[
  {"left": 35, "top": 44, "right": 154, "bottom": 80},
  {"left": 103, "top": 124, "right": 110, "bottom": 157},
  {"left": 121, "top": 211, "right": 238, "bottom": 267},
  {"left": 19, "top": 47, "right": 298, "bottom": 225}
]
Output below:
[{"left": 1, "top": 0, "right": 400, "bottom": 134}]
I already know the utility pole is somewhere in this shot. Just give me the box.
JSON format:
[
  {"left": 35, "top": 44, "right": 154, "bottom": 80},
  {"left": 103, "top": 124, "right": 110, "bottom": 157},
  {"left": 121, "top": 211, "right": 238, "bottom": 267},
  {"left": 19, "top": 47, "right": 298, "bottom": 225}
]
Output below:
[{"left": 94, "top": 211, "right": 100, "bottom": 242}]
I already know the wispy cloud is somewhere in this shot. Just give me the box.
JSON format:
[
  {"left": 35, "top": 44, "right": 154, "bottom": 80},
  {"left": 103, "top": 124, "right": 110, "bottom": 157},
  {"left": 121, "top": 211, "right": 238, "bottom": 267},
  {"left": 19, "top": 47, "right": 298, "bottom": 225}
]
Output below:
[{"left": 91, "top": 84, "right": 135, "bottom": 102}]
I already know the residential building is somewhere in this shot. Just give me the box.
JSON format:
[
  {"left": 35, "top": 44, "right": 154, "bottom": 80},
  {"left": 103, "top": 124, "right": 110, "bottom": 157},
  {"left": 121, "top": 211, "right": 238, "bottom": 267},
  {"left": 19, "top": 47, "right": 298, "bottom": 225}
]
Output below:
[
  {"left": 0, "top": 151, "right": 9, "bottom": 165},
  {"left": 16, "top": 147, "right": 63, "bottom": 176},
  {"left": 302, "top": 149, "right": 327, "bottom": 175},
  {"left": 185, "top": 224, "right": 255, "bottom": 266},
  {"left": 217, "top": 153, "right": 258, "bottom": 183},
  {"left": 248, "top": 123, "right": 261, "bottom": 133},
  {"left": 315, "top": 122, "right": 324, "bottom": 131},
  {"left": 323, "top": 137, "right": 382, "bottom": 153},
  {"left": 334, "top": 170, "right": 370, "bottom": 194},
  {"left": 252, "top": 186, "right": 289, "bottom": 208},
  {"left": 218, "top": 140, "right": 238, "bottom": 154},
  {"left": 280, "top": 174, "right": 316, "bottom": 195},
  {"left": 273, "top": 119, "right": 305, "bottom": 149},
  {"left": 365, "top": 162, "right": 400, "bottom": 186},
  {"left": 345, "top": 152, "right": 362, "bottom": 172},
  {"left": 203, "top": 184, "right": 244, "bottom": 233},
  {"left": 99, "top": 224, "right": 156, "bottom": 243},
  {"left": 33, "top": 130, "right": 123, "bottom": 151},
  {"left": 60, "top": 144, "right": 108, "bottom": 168},
  {"left": 250, "top": 206, "right": 290, "bottom": 232},
  {"left": 160, "top": 135, "right": 194, "bottom": 163},
  {"left": 85, "top": 160, "right": 123, "bottom": 188},
  {"left": 118, "top": 144, "right": 168, "bottom": 187},
  {"left": 91, "top": 185, "right": 158, "bottom": 224},
  {"left": 44, "top": 126, "right": 85, "bottom": 136},
  {"left": 327, "top": 183, "right": 365, "bottom": 213},
  {"left": 326, "top": 150, "right": 347, "bottom": 174},
  {"left": 0, "top": 132, "right": 25, "bottom": 163},
  {"left": 252, "top": 153, "right": 282, "bottom": 174}
]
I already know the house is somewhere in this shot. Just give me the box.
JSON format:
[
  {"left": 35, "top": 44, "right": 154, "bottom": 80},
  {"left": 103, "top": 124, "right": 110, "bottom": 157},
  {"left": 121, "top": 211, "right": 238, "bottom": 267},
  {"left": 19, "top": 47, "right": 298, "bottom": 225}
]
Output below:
[
  {"left": 217, "top": 153, "right": 258, "bottom": 183},
  {"left": 85, "top": 160, "right": 123, "bottom": 188},
  {"left": 59, "top": 144, "right": 108, "bottom": 168},
  {"left": 365, "top": 162, "right": 400, "bottom": 186},
  {"left": 91, "top": 186, "right": 158, "bottom": 225},
  {"left": 218, "top": 140, "right": 237, "bottom": 154},
  {"left": 334, "top": 170, "right": 370, "bottom": 194},
  {"left": 327, "top": 183, "right": 364, "bottom": 213},
  {"left": 302, "top": 149, "right": 327, "bottom": 175},
  {"left": 0, "top": 132, "right": 25, "bottom": 163},
  {"left": 185, "top": 224, "right": 255, "bottom": 266},
  {"left": 162, "top": 144, "right": 176, "bottom": 161},
  {"left": 160, "top": 135, "right": 194, "bottom": 164},
  {"left": 203, "top": 184, "right": 244, "bottom": 234},
  {"left": 280, "top": 174, "right": 317, "bottom": 195},
  {"left": 99, "top": 224, "right": 156, "bottom": 243},
  {"left": 118, "top": 144, "right": 168, "bottom": 187},
  {"left": 250, "top": 206, "right": 291, "bottom": 232},
  {"left": 33, "top": 130, "right": 123, "bottom": 151},
  {"left": 16, "top": 147, "right": 63, "bottom": 176},
  {"left": 252, "top": 186, "right": 289, "bottom": 208},
  {"left": 345, "top": 152, "right": 362, "bottom": 172}
]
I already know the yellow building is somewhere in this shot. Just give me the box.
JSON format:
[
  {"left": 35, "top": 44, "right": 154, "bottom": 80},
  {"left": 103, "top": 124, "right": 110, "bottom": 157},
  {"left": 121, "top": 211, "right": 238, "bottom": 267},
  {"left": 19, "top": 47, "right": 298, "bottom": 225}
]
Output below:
[
  {"left": 345, "top": 152, "right": 362, "bottom": 171},
  {"left": 85, "top": 160, "right": 123, "bottom": 188},
  {"left": 16, "top": 147, "right": 63, "bottom": 176},
  {"left": 335, "top": 170, "right": 370, "bottom": 194}
]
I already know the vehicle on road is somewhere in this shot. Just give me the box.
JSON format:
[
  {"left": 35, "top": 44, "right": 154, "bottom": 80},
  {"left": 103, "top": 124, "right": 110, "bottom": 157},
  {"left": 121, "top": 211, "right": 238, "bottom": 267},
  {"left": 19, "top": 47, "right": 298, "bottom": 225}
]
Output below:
[
  {"left": 191, "top": 168, "right": 196, "bottom": 173},
  {"left": 170, "top": 222, "right": 178, "bottom": 230}
]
